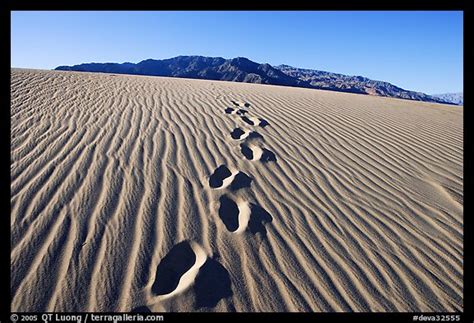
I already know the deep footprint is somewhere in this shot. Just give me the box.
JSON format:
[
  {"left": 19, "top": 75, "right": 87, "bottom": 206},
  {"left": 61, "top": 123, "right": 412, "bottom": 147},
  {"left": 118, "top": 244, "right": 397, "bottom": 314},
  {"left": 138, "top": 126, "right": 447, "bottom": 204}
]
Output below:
[
  {"left": 230, "top": 172, "right": 252, "bottom": 191},
  {"left": 218, "top": 195, "right": 272, "bottom": 235},
  {"left": 209, "top": 165, "right": 252, "bottom": 190},
  {"left": 240, "top": 144, "right": 277, "bottom": 162},
  {"left": 152, "top": 241, "right": 196, "bottom": 296},
  {"left": 230, "top": 128, "right": 246, "bottom": 140},
  {"left": 261, "top": 148, "right": 277, "bottom": 162},
  {"left": 241, "top": 116, "right": 270, "bottom": 127},
  {"left": 231, "top": 100, "right": 250, "bottom": 108},
  {"left": 248, "top": 204, "right": 273, "bottom": 237},
  {"left": 209, "top": 165, "right": 233, "bottom": 188},
  {"left": 241, "top": 116, "right": 255, "bottom": 126},
  {"left": 230, "top": 128, "right": 263, "bottom": 140},
  {"left": 225, "top": 107, "right": 247, "bottom": 115},
  {"left": 152, "top": 241, "right": 207, "bottom": 298},
  {"left": 240, "top": 144, "right": 254, "bottom": 160},
  {"left": 258, "top": 118, "right": 270, "bottom": 127},
  {"left": 194, "top": 257, "right": 233, "bottom": 308},
  {"left": 218, "top": 195, "right": 240, "bottom": 232}
]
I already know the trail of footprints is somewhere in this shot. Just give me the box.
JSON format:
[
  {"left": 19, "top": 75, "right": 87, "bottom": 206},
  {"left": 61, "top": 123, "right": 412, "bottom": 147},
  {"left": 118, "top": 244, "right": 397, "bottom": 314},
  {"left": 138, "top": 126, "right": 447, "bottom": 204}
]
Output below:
[
  {"left": 143, "top": 100, "right": 276, "bottom": 311},
  {"left": 218, "top": 100, "right": 275, "bottom": 235}
]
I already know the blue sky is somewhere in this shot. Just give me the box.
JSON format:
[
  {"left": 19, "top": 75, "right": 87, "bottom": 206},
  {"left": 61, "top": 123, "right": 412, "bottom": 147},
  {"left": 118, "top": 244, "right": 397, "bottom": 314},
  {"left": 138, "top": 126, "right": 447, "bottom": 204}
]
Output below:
[{"left": 11, "top": 11, "right": 463, "bottom": 94}]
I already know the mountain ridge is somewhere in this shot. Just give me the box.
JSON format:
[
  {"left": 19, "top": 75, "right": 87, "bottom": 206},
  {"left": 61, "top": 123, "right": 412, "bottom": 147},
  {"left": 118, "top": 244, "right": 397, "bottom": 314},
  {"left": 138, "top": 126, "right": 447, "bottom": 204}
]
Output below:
[
  {"left": 55, "top": 56, "right": 454, "bottom": 105},
  {"left": 431, "top": 93, "right": 463, "bottom": 106}
]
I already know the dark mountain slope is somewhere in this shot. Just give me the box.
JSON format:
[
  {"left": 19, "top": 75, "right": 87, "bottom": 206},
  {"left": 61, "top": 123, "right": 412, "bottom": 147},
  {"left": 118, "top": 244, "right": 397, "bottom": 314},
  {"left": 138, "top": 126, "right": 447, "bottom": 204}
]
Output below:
[{"left": 55, "top": 56, "right": 451, "bottom": 104}]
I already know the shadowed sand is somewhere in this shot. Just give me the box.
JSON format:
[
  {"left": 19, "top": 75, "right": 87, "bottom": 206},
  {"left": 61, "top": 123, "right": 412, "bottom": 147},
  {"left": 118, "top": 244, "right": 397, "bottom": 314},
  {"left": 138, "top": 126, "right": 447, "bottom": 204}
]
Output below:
[
  {"left": 218, "top": 195, "right": 272, "bottom": 235},
  {"left": 11, "top": 69, "right": 463, "bottom": 312},
  {"left": 240, "top": 144, "right": 277, "bottom": 163}
]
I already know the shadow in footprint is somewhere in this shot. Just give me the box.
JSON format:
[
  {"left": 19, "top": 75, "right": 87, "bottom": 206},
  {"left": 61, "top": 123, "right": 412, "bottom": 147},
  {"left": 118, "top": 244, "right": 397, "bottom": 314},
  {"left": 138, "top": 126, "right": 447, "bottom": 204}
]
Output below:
[
  {"left": 244, "top": 102, "right": 251, "bottom": 108},
  {"left": 225, "top": 108, "right": 234, "bottom": 114},
  {"left": 248, "top": 204, "right": 273, "bottom": 237},
  {"left": 230, "top": 128, "right": 245, "bottom": 140},
  {"left": 261, "top": 149, "right": 277, "bottom": 162},
  {"left": 230, "top": 172, "right": 252, "bottom": 191},
  {"left": 231, "top": 128, "right": 263, "bottom": 141},
  {"left": 131, "top": 306, "right": 151, "bottom": 313},
  {"left": 209, "top": 165, "right": 232, "bottom": 188},
  {"left": 231, "top": 100, "right": 239, "bottom": 107},
  {"left": 240, "top": 144, "right": 276, "bottom": 162},
  {"left": 248, "top": 132, "right": 263, "bottom": 140},
  {"left": 241, "top": 116, "right": 255, "bottom": 126},
  {"left": 236, "top": 109, "right": 248, "bottom": 115},
  {"left": 218, "top": 195, "right": 239, "bottom": 232},
  {"left": 194, "top": 258, "right": 232, "bottom": 309},
  {"left": 152, "top": 241, "right": 196, "bottom": 296},
  {"left": 258, "top": 118, "right": 270, "bottom": 128},
  {"left": 240, "top": 144, "right": 253, "bottom": 160}
]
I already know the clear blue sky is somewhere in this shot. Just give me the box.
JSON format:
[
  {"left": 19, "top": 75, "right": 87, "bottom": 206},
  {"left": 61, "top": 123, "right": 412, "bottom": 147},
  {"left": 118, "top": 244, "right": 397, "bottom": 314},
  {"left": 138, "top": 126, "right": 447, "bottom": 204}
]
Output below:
[{"left": 11, "top": 11, "right": 463, "bottom": 94}]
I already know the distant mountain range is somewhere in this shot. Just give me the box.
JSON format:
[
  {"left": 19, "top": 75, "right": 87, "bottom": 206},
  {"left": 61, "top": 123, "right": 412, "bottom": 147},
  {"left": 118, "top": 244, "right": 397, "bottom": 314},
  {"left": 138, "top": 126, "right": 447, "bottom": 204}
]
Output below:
[
  {"left": 55, "top": 56, "right": 456, "bottom": 105},
  {"left": 430, "top": 93, "right": 463, "bottom": 106}
]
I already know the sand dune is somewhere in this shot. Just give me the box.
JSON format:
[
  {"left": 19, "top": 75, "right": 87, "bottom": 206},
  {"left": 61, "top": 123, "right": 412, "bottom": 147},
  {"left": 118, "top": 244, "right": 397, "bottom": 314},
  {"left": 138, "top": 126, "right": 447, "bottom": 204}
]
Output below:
[{"left": 10, "top": 68, "right": 463, "bottom": 312}]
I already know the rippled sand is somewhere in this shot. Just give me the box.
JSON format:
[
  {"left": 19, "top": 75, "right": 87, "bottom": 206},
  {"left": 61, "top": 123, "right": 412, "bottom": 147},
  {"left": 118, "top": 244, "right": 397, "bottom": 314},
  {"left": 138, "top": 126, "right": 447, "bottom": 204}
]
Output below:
[{"left": 11, "top": 68, "right": 463, "bottom": 312}]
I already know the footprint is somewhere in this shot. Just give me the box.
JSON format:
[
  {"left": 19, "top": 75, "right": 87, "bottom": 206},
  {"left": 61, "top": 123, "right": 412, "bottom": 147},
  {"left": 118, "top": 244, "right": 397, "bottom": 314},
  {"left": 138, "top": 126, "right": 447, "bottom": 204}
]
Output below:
[
  {"left": 230, "top": 128, "right": 247, "bottom": 140},
  {"left": 218, "top": 195, "right": 272, "bottom": 235},
  {"left": 208, "top": 165, "right": 252, "bottom": 190},
  {"left": 241, "top": 116, "right": 269, "bottom": 128},
  {"left": 230, "top": 128, "right": 263, "bottom": 141},
  {"left": 230, "top": 100, "right": 250, "bottom": 108},
  {"left": 152, "top": 241, "right": 207, "bottom": 298},
  {"left": 240, "top": 144, "right": 276, "bottom": 162},
  {"left": 230, "top": 172, "right": 253, "bottom": 191},
  {"left": 258, "top": 119, "right": 270, "bottom": 127},
  {"left": 225, "top": 107, "right": 248, "bottom": 116},
  {"left": 231, "top": 100, "right": 250, "bottom": 108},
  {"left": 248, "top": 204, "right": 273, "bottom": 237},
  {"left": 240, "top": 144, "right": 254, "bottom": 160},
  {"left": 241, "top": 116, "right": 256, "bottom": 126},
  {"left": 218, "top": 195, "right": 250, "bottom": 233},
  {"left": 260, "top": 149, "right": 277, "bottom": 162},
  {"left": 209, "top": 165, "right": 233, "bottom": 189},
  {"left": 194, "top": 257, "right": 233, "bottom": 308}
]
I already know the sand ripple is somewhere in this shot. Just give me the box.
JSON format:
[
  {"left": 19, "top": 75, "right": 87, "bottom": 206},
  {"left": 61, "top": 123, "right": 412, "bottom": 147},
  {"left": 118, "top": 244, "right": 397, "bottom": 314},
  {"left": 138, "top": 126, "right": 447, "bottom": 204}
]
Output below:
[{"left": 10, "top": 69, "right": 463, "bottom": 312}]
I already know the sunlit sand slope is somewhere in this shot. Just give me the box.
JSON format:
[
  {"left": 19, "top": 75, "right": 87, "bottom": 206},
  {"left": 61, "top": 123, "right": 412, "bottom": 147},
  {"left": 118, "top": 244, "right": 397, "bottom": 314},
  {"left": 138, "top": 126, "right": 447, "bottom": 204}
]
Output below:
[{"left": 11, "top": 69, "right": 463, "bottom": 312}]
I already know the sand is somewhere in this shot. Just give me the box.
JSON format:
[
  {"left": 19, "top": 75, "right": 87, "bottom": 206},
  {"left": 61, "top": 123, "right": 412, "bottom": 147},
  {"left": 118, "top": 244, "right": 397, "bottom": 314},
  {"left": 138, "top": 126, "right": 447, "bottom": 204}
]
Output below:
[{"left": 10, "top": 68, "right": 463, "bottom": 312}]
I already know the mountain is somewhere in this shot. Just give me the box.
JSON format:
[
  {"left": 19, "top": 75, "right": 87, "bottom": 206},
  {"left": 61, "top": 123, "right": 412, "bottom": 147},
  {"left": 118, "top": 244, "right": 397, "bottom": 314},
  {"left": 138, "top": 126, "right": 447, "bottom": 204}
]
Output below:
[
  {"left": 55, "top": 56, "right": 452, "bottom": 105},
  {"left": 56, "top": 56, "right": 310, "bottom": 89},
  {"left": 430, "top": 93, "right": 463, "bottom": 106},
  {"left": 274, "top": 64, "right": 450, "bottom": 104}
]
